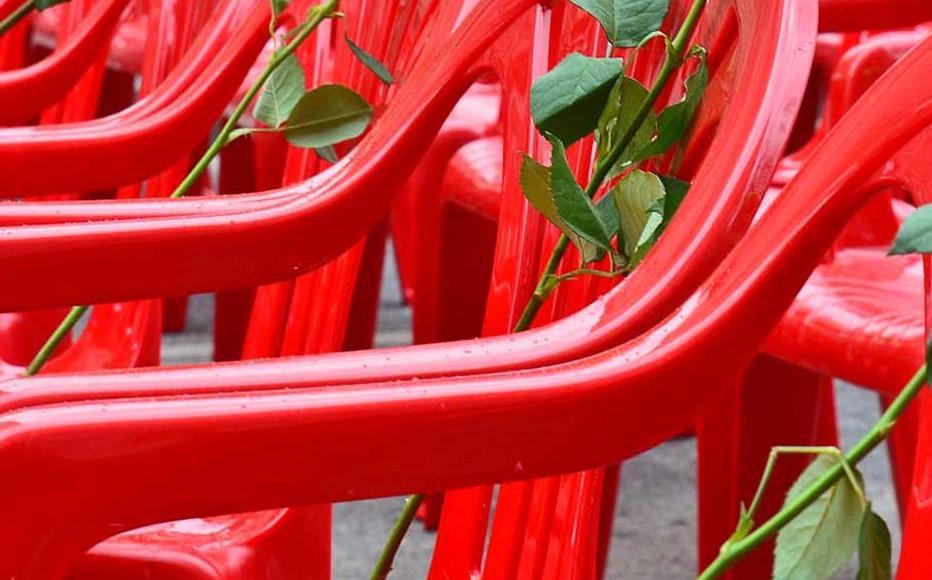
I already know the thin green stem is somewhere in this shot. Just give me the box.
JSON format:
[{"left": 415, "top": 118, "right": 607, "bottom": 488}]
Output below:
[
  {"left": 23, "top": 0, "right": 339, "bottom": 376},
  {"left": 24, "top": 305, "right": 88, "bottom": 375},
  {"left": 514, "top": 0, "right": 707, "bottom": 334},
  {"left": 169, "top": 0, "right": 339, "bottom": 199},
  {"left": 0, "top": 0, "right": 37, "bottom": 38},
  {"left": 370, "top": 493, "right": 425, "bottom": 580},
  {"left": 698, "top": 364, "right": 928, "bottom": 580}
]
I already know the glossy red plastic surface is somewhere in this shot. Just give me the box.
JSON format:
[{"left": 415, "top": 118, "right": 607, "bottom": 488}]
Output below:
[
  {"left": 0, "top": 0, "right": 814, "bottom": 412},
  {"left": 6, "top": 0, "right": 930, "bottom": 576},
  {"left": 3, "top": 22, "right": 932, "bottom": 577},
  {"left": 0, "top": 0, "right": 131, "bottom": 125},
  {"left": 0, "top": 0, "right": 266, "bottom": 198},
  {"left": 0, "top": 0, "right": 816, "bottom": 576}
]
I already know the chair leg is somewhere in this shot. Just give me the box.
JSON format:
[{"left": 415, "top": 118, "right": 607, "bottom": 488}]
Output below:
[
  {"left": 342, "top": 221, "right": 389, "bottom": 352},
  {"left": 0, "top": 309, "right": 72, "bottom": 366},
  {"left": 595, "top": 464, "right": 621, "bottom": 580},
  {"left": 880, "top": 392, "right": 920, "bottom": 519},
  {"left": 162, "top": 297, "right": 189, "bottom": 333},
  {"left": 697, "top": 355, "right": 837, "bottom": 579},
  {"left": 897, "top": 391, "right": 932, "bottom": 578}
]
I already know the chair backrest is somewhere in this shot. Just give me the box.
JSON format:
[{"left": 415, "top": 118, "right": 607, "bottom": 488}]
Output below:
[
  {"left": 0, "top": 0, "right": 264, "bottom": 197},
  {"left": 0, "top": 0, "right": 132, "bottom": 126},
  {"left": 430, "top": 0, "right": 814, "bottom": 575}
]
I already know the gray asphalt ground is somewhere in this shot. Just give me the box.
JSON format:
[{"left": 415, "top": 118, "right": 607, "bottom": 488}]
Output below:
[{"left": 163, "top": 247, "right": 900, "bottom": 579}]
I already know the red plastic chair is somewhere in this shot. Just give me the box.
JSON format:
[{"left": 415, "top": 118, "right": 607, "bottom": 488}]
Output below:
[
  {"left": 0, "top": 1, "right": 388, "bottom": 576},
  {"left": 0, "top": 2, "right": 812, "bottom": 576},
  {"left": 387, "top": 0, "right": 932, "bottom": 309},
  {"left": 697, "top": 30, "right": 930, "bottom": 577},
  {"left": 0, "top": 1, "right": 920, "bottom": 576},
  {"left": 3, "top": 12, "right": 932, "bottom": 579}
]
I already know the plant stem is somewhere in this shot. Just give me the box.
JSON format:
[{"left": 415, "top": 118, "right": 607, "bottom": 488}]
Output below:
[
  {"left": 698, "top": 364, "right": 929, "bottom": 580},
  {"left": 169, "top": 0, "right": 339, "bottom": 199},
  {"left": 370, "top": 493, "right": 425, "bottom": 580},
  {"left": 0, "top": 0, "right": 37, "bottom": 38},
  {"left": 514, "top": 0, "right": 707, "bottom": 333},
  {"left": 23, "top": 305, "right": 88, "bottom": 375},
  {"left": 23, "top": 0, "right": 339, "bottom": 376}
]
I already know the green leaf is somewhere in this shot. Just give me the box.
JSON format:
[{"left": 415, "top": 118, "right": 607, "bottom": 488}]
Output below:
[
  {"left": 227, "top": 128, "right": 254, "bottom": 144},
  {"left": 254, "top": 53, "right": 306, "bottom": 127},
  {"left": 283, "top": 84, "right": 373, "bottom": 149},
  {"left": 315, "top": 145, "right": 338, "bottom": 163},
  {"left": 635, "top": 49, "right": 708, "bottom": 160},
  {"left": 619, "top": 175, "right": 687, "bottom": 269},
  {"left": 345, "top": 34, "right": 394, "bottom": 85},
  {"left": 520, "top": 154, "right": 560, "bottom": 224},
  {"left": 927, "top": 335, "right": 932, "bottom": 388},
  {"left": 595, "top": 76, "right": 657, "bottom": 178},
  {"left": 773, "top": 455, "right": 866, "bottom": 580},
  {"left": 857, "top": 505, "right": 892, "bottom": 580},
  {"left": 569, "top": 0, "right": 671, "bottom": 47},
  {"left": 890, "top": 204, "right": 932, "bottom": 255},
  {"left": 531, "top": 53, "right": 623, "bottom": 145},
  {"left": 271, "top": 0, "right": 290, "bottom": 16},
  {"left": 658, "top": 175, "right": 689, "bottom": 209},
  {"left": 612, "top": 170, "right": 665, "bottom": 257},
  {"left": 35, "top": 0, "right": 70, "bottom": 9},
  {"left": 519, "top": 153, "right": 612, "bottom": 265},
  {"left": 549, "top": 134, "right": 615, "bottom": 250},
  {"left": 596, "top": 192, "right": 620, "bottom": 239}
]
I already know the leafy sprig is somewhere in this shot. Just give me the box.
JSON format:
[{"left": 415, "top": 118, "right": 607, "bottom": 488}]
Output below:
[
  {"left": 376, "top": 1, "right": 709, "bottom": 577},
  {"left": 515, "top": 0, "right": 708, "bottom": 329}
]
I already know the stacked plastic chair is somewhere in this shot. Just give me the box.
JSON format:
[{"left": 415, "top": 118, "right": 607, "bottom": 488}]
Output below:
[
  {"left": 0, "top": 0, "right": 930, "bottom": 578},
  {"left": 0, "top": 0, "right": 821, "bottom": 578}
]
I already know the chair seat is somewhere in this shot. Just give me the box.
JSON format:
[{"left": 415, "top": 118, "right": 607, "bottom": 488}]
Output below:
[{"left": 766, "top": 246, "right": 924, "bottom": 393}]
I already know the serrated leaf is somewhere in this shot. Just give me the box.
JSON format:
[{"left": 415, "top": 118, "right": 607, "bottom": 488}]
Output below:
[
  {"left": 254, "top": 53, "right": 306, "bottom": 127},
  {"left": 35, "top": 0, "right": 69, "bottom": 8},
  {"left": 621, "top": 174, "right": 687, "bottom": 269},
  {"left": 596, "top": 192, "right": 620, "bottom": 238},
  {"left": 569, "top": 0, "right": 671, "bottom": 47},
  {"left": 773, "top": 455, "right": 865, "bottom": 580},
  {"left": 549, "top": 134, "right": 615, "bottom": 251},
  {"left": 658, "top": 175, "right": 689, "bottom": 208},
  {"left": 520, "top": 153, "right": 610, "bottom": 265},
  {"left": 283, "top": 84, "right": 373, "bottom": 149},
  {"left": 316, "top": 145, "right": 338, "bottom": 163},
  {"left": 612, "top": 170, "right": 665, "bottom": 257},
  {"left": 520, "top": 154, "right": 560, "bottom": 224},
  {"left": 345, "top": 34, "right": 394, "bottom": 85},
  {"left": 531, "top": 53, "right": 623, "bottom": 145},
  {"left": 890, "top": 204, "right": 932, "bottom": 255},
  {"left": 857, "top": 505, "right": 892, "bottom": 580},
  {"left": 595, "top": 76, "right": 656, "bottom": 179},
  {"left": 635, "top": 49, "right": 708, "bottom": 160}
]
